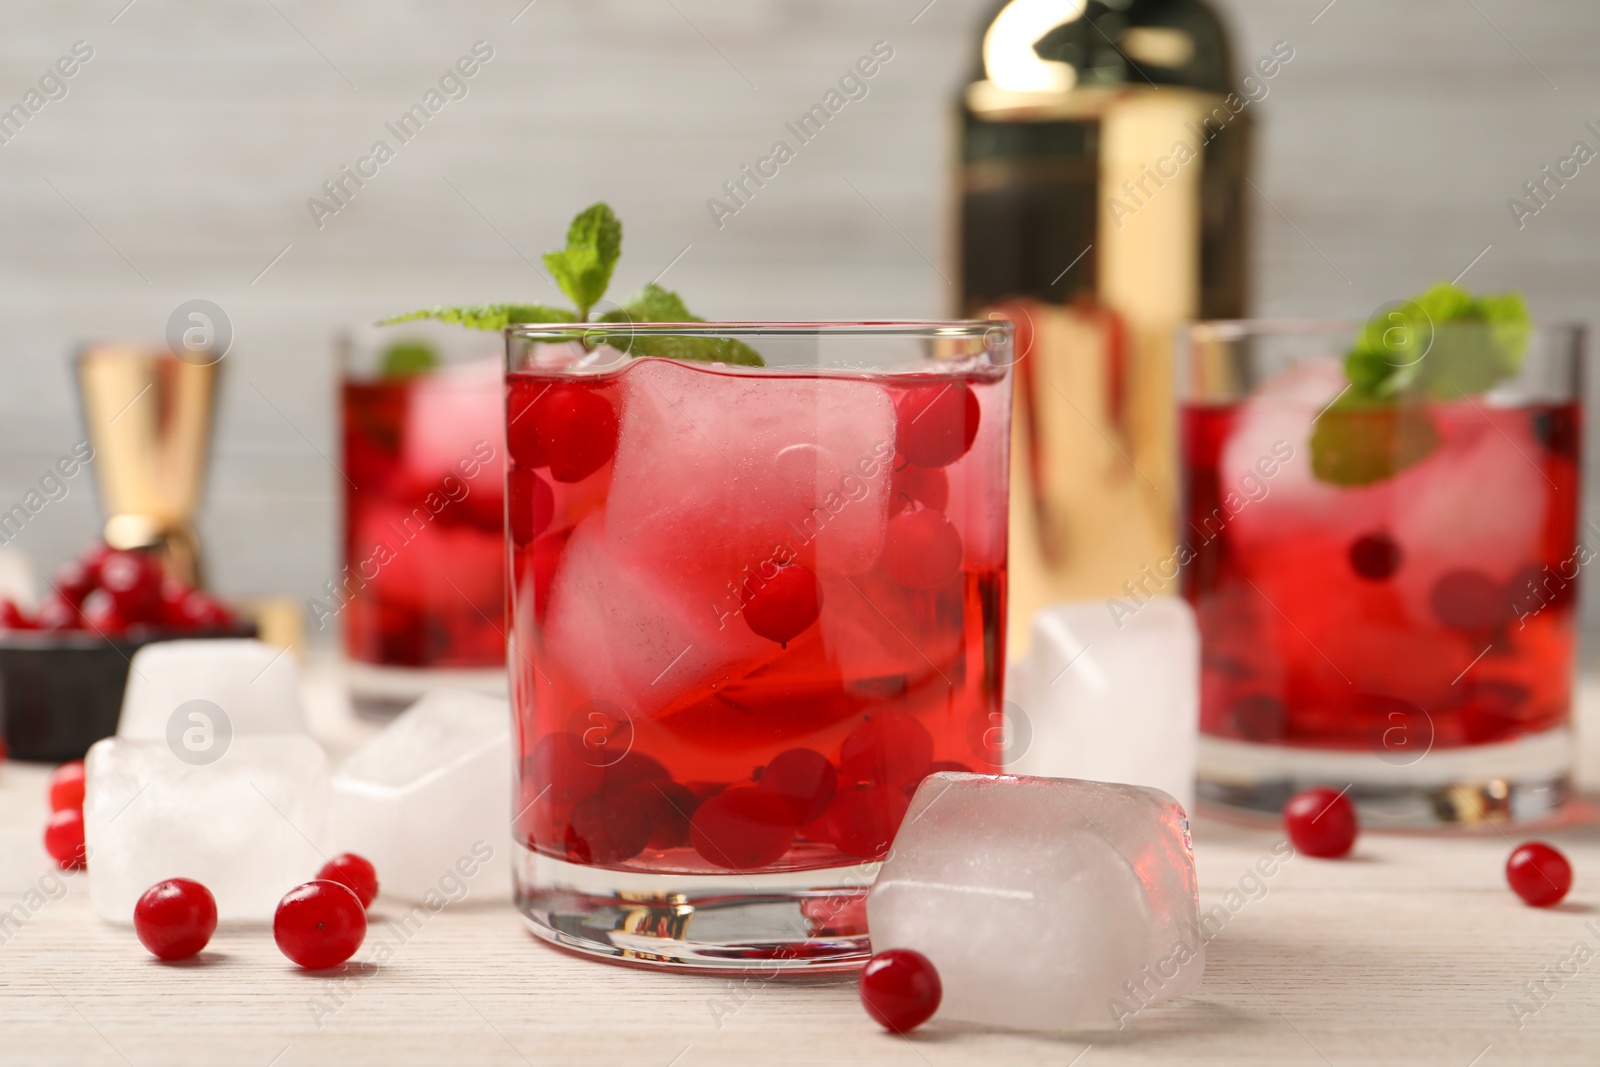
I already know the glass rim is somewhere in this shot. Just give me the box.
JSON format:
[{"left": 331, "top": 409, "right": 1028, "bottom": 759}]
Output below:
[
  {"left": 504, "top": 319, "right": 1011, "bottom": 339},
  {"left": 1185, "top": 317, "right": 1587, "bottom": 341}
]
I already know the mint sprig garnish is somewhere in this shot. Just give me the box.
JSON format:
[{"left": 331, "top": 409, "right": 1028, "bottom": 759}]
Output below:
[
  {"left": 381, "top": 202, "right": 762, "bottom": 366},
  {"left": 378, "top": 338, "right": 440, "bottom": 378},
  {"left": 543, "top": 203, "right": 622, "bottom": 321},
  {"left": 382, "top": 304, "right": 572, "bottom": 332},
  {"left": 1310, "top": 282, "right": 1532, "bottom": 486}
]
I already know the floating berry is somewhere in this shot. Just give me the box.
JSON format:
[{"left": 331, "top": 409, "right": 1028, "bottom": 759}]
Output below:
[
  {"left": 44, "top": 807, "right": 87, "bottom": 870},
  {"left": 48, "top": 760, "right": 86, "bottom": 812},
  {"left": 1283, "top": 786, "right": 1358, "bottom": 859},
  {"left": 827, "top": 784, "right": 910, "bottom": 859},
  {"left": 508, "top": 467, "right": 554, "bottom": 546},
  {"left": 690, "top": 787, "right": 795, "bottom": 870},
  {"left": 757, "top": 748, "right": 837, "bottom": 824},
  {"left": 526, "top": 733, "right": 607, "bottom": 807},
  {"left": 743, "top": 563, "right": 822, "bottom": 646},
  {"left": 881, "top": 509, "right": 963, "bottom": 589},
  {"left": 839, "top": 712, "right": 935, "bottom": 791},
  {"left": 1430, "top": 569, "right": 1506, "bottom": 630},
  {"left": 569, "top": 790, "right": 654, "bottom": 865},
  {"left": 630, "top": 779, "right": 700, "bottom": 850},
  {"left": 1506, "top": 842, "right": 1572, "bottom": 908},
  {"left": 274, "top": 880, "right": 367, "bottom": 970},
  {"left": 506, "top": 380, "right": 551, "bottom": 468},
  {"left": 1231, "top": 693, "right": 1288, "bottom": 742},
  {"left": 895, "top": 383, "right": 980, "bottom": 468},
  {"left": 603, "top": 752, "right": 671, "bottom": 793},
  {"left": 1348, "top": 532, "right": 1402, "bottom": 581},
  {"left": 134, "top": 879, "right": 218, "bottom": 961},
  {"left": 889, "top": 463, "right": 948, "bottom": 516},
  {"left": 860, "top": 948, "right": 942, "bottom": 1033},
  {"left": 536, "top": 385, "right": 619, "bottom": 483},
  {"left": 316, "top": 853, "right": 380, "bottom": 909}
]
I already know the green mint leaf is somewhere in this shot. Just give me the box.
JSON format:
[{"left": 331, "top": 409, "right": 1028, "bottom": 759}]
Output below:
[
  {"left": 1343, "top": 283, "right": 1532, "bottom": 402},
  {"left": 1309, "top": 400, "right": 1442, "bottom": 487},
  {"left": 612, "top": 282, "right": 699, "bottom": 323},
  {"left": 610, "top": 333, "right": 765, "bottom": 366},
  {"left": 542, "top": 202, "right": 622, "bottom": 319},
  {"left": 594, "top": 284, "right": 765, "bottom": 365},
  {"left": 1312, "top": 282, "right": 1532, "bottom": 485},
  {"left": 378, "top": 339, "right": 439, "bottom": 378},
  {"left": 379, "top": 303, "right": 577, "bottom": 332}
]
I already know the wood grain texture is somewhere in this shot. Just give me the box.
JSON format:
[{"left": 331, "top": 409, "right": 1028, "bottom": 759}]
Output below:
[{"left": 0, "top": 661, "right": 1597, "bottom": 1065}]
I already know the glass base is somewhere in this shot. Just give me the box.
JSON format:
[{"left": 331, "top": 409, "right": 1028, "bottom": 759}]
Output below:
[
  {"left": 514, "top": 844, "right": 876, "bottom": 973},
  {"left": 1197, "top": 728, "right": 1572, "bottom": 828}
]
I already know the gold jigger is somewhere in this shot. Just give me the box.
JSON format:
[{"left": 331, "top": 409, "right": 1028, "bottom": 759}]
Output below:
[{"left": 76, "top": 345, "right": 219, "bottom": 589}]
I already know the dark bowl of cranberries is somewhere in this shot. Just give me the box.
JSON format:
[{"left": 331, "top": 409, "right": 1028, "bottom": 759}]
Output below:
[{"left": 0, "top": 543, "right": 254, "bottom": 762}]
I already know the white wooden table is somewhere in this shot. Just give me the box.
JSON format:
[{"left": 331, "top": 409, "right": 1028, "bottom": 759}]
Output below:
[{"left": 2, "top": 664, "right": 1598, "bottom": 1067}]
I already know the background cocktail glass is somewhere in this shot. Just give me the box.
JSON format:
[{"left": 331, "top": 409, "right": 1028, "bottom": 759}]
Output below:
[
  {"left": 1180, "top": 319, "right": 1584, "bottom": 827},
  {"left": 338, "top": 323, "right": 507, "bottom": 711},
  {"left": 506, "top": 321, "right": 1012, "bottom": 970}
]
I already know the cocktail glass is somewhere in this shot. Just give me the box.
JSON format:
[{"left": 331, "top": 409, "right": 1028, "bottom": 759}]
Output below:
[
  {"left": 1179, "top": 320, "right": 1583, "bottom": 827},
  {"left": 338, "top": 325, "right": 507, "bottom": 709},
  {"left": 506, "top": 321, "right": 1012, "bottom": 970}
]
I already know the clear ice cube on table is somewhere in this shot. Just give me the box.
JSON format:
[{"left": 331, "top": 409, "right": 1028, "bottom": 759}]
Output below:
[
  {"left": 330, "top": 688, "right": 512, "bottom": 903},
  {"left": 542, "top": 516, "right": 771, "bottom": 718},
  {"left": 868, "top": 773, "right": 1204, "bottom": 1031},
  {"left": 117, "top": 638, "right": 306, "bottom": 739},
  {"left": 604, "top": 358, "right": 896, "bottom": 576},
  {"left": 83, "top": 735, "right": 330, "bottom": 923},
  {"left": 1006, "top": 598, "right": 1198, "bottom": 812}
]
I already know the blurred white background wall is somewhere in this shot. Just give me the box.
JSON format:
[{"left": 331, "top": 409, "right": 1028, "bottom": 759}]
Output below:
[{"left": 1, "top": 0, "right": 1596, "bottom": 630}]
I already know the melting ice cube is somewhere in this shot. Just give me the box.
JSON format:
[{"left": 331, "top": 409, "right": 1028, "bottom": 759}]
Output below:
[
  {"left": 118, "top": 639, "right": 305, "bottom": 740},
  {"left": 400, "top": 356, "right": 505, "bottom": 502},
  {"left": 604, "top": 358, "right": 895, "bottom": 576},
  {"left": 83, "top": 735, "right": 330, "bottom": 923},
  {"left": 868, "top": 773, "right": 1204, "bottom": 1031},
  {"left": 1007, "top": 597, "right": 1198, "bottom": 812},
  {"left": 542, "top": 517, "right": 772, "bottom": 719},
  {"left": 331, "top": 689, "right": 512, "bottom": 904}
]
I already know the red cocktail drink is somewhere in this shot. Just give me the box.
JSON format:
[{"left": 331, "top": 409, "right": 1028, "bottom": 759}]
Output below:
[
  {"left": 340, "top": 357, "right": 505, "bottom": 670},
  {"left": 1181, "top": 318, "right": 1583, "bottom": 826},
  {"left": 506, "top": 322, "right": 1011, "bottom": 970}
]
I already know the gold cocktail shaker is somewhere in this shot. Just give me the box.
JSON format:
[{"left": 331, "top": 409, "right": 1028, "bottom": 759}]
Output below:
[
  {"left": 958, "top": 0, "right": 1256, "bottom": 657},
  {"left": 76, "top": 344, "right": 220, "bottom": 587}
]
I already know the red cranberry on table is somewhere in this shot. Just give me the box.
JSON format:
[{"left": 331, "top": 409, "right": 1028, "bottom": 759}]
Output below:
[
  {"left": 1506, "top": 842, "right": 1573, "bottom": 908},
  {"left": 316, "top": 853, "right": 380, "bottom": 909},
  {"left": 48, "top": 760, "right": 86, "bottom": 812},
  {"left": 1283, "top": 786, "right": 1359, "bottom": 858},
  {"left": 860, "top": 948, "right": 943, "bottom": 1033},
  {"left": 44, "top": 807, "right": 87, "bottom": 870},
  {"left": 134, "top": 879, "right": 218, "bottom": 961},
  {"left": 274, "top": 881, "right": 367, "bottom": 969}
]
